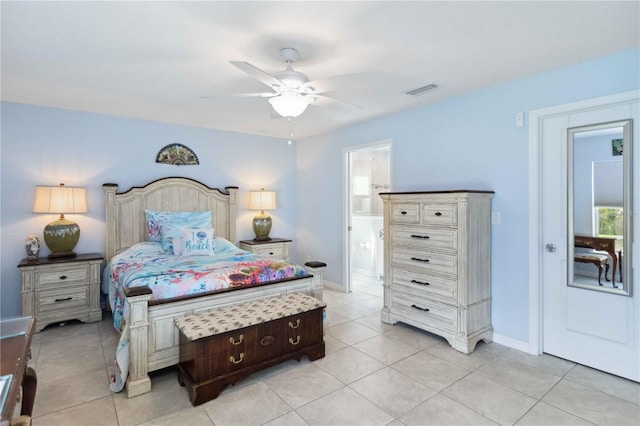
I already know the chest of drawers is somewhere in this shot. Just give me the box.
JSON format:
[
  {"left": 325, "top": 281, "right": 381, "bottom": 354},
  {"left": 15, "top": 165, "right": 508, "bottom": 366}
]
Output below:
[{"left": 380, "top": 191, "right": 493, "bottom": 354}]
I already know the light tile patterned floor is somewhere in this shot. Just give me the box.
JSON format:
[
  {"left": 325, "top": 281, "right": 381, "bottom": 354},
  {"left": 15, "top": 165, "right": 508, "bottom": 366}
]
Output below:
[{"left": 25, "top": 279, "right": 639, "bottom": 425}]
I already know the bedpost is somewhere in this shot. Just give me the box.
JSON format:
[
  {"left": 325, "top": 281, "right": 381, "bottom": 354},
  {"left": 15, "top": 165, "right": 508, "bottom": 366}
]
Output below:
[
  {"left": 125, "top": 289, "right": 153, "bottom": 398},
  {"left": 103, "top": 184, "right": 118, "bottom": 261},
  {"left": 304, "top": 261, "right": 326, "bottom": 301},
  {"left": 226, "top": 186, "right": 238, "bottom": 244}
]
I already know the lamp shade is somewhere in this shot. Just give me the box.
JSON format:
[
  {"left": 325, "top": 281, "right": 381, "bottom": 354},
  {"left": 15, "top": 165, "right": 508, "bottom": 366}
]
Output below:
[
  {"left": 33, "top": 185, "right": 87, "bottom": 214},
  {"left": 268, "top": 91, "right": 311, "bottom": 118},
  {"left": 249, "top": 190, "right": 276, "bottom": 211}
]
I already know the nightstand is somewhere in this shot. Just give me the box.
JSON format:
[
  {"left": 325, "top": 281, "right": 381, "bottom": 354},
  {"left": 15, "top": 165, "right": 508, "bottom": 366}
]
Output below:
[
  {"left": 18, "top": 253, "right": 103, "bottom": 332},
  {"left": 238, "top": 238, "right": 291, "bottom": 261}
]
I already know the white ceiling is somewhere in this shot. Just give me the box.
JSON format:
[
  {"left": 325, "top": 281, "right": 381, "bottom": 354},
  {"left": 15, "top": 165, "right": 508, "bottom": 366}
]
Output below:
[{"left": 2, "top": 1, "right": 638, "bottom": 140}]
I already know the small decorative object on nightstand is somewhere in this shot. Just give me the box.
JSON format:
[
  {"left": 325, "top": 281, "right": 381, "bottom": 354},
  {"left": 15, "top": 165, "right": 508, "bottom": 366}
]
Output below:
[
  {"left": 239, "top": 238, "right": 291, "bottom": 261},
  {"left": 18, "top": 253, "right": 103, "bottom": 332},
  {"left": 25, "top": 235, "right": 40, "bottom": 260}
]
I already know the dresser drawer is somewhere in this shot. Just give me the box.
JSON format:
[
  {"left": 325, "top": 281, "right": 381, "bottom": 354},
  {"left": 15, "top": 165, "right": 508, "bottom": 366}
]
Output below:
[
  {"left": 392, "top": 247, "right": 457, "bottom": 275},
  {"left": 391, "top": 291, "right": 458, "bottom": 331},
  {"left": 390, "top": 203, "right": 420, "bottom": 223},
  {"left": 34, "top": 265, "right": 90, "bottom": 288},
  {"left": 391, "top": 269, "right": 457, "bottom": 303},
  {"left": 422, "top": 203, "right": 457, "bottom": 226},
  {"left": 392, "top": 226, "right": 457, "bottom": 251},
  {"left": 36, "top": 286, "right": 90, "bottom": 314}
]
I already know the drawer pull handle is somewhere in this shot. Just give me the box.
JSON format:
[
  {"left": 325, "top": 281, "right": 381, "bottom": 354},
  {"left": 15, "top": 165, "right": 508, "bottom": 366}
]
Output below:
[
  {"left": 229, "top": 334, "right": 244, "bottom": 345},
  {"left": 410, "top": 257, "right": 430, "bottom": 263},
  {"left": 411, "top": 279, "right": 430, "bottom": 286},
  {"left": 229, "top": 353, "right": 244, "bottom": 364},
  {"left": 289, "top": 319, "right": 300, "bottom": 329},
  {"left": 269, "top": 252, "right": 274, "bottom": 255},
  {"left": 260, "top": 335, "right": 275, "bottom": 346},
  {"left": 411, "top": 234, "right": 430, "bottom": 239},
  {"left": 434, "top": 212, "right": 442, "bottom": 217},
  {"left": 400, "top": 211, "right": 407, "bottom": 215},
  {"left": 55, "top": 297, "right": 72, "bottom": 302},
  {"left": 59, "top": 275, "right": 68, "bottom": 280},
  {"left": 411, "top": 304, "right": 430, "bottom": 312},
  {"left": 289, "top": 336, "right": 301, "bottom": 346}
]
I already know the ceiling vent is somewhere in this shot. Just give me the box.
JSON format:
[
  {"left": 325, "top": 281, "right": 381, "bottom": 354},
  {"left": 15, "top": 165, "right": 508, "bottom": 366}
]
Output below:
[{"left": 405, "top": 84, "right": 439, "bottom": 97}]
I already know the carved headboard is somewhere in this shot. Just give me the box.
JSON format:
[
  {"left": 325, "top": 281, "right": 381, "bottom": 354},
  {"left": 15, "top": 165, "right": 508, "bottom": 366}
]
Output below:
[{"left": 103, "top": 177, "right": 238, "bottom": 261}]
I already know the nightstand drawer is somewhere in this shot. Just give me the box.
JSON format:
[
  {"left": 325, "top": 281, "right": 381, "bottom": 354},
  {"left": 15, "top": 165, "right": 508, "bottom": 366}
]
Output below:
[
  {"left": 252, "top": 246, "right": 286, "bottom": 258},
  {"left": 36, "top": 286, "right": 90, "bottom": 314},
  {"left": 239, "top": 238, "right": 291, "bottom": 261},
  {"left": 35, "top": 265, "right": 90, "bottom": 287}
]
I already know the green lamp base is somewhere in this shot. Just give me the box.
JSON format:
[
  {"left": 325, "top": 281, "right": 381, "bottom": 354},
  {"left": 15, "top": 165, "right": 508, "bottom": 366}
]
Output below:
[
  {"left": 252, "top": 211, "right": 272, "bottom": 241},
  {"left": 43, "top": 217, "right": 80, "bottom": 258}
]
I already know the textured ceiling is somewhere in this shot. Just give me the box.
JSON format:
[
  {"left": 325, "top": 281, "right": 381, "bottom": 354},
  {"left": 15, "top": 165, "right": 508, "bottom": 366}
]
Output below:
[{"left": 2, "top": 1, "right": 638, "bottom": 140}]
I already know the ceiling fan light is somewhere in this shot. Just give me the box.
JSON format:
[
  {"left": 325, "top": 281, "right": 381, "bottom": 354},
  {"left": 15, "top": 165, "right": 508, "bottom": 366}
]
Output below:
[{"left": 269, "top": 92, "right": 311, "bottom": 118}]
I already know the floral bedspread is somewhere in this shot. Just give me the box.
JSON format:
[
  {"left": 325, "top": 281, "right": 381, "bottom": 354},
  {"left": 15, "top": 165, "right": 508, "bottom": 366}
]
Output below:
[{"left": 104, "top": 240, "right": 310, "bottom": 391}]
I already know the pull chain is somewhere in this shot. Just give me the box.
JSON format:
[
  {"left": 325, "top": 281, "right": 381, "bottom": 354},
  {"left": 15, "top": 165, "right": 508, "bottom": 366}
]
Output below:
[{"left": 287, "top": 118, "right": 294, "bottom": 145}]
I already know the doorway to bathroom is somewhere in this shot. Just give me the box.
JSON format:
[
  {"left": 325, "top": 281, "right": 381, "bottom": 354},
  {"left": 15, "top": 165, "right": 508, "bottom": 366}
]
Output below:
[{"left": 345, "top": 141, "right": 391, "bottom": 296}]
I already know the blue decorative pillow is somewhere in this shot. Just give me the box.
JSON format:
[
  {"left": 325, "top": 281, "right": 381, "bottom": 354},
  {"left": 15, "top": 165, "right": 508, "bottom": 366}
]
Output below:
[
  {"left": 144, "top": 210, "right": 212, "bottom": 250},
  {"left": 178, "top": 228, "right": 215, "bottom": 256}
]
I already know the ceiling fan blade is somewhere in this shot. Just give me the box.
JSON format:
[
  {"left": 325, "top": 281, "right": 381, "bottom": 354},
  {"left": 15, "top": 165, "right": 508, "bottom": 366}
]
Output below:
[
  {"left": 200, "top": 92, "right": 277, "bottom": 99},
  {"left": 230, "top": 61, "right": 285, "bottom": 90},
  {"left": 300, "top": 73, "right": 369, "bottom": 94},
  {"left": 313, "top": 94, "right": 362, "bottom": 110}
]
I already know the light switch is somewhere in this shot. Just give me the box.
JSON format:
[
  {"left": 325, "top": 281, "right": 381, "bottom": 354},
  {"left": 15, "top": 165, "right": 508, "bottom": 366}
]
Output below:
[{"left": 492, "top": 212, "right": 501, "bottom": 225}]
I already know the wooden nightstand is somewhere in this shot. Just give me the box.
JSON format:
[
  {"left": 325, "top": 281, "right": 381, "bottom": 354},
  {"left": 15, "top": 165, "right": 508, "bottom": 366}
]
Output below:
[
  {"left": 18, "top": 253, "right": 103, "bottom": 332},
  {"left": 238, "top": 238, "right": 291, "bottom": 261}
]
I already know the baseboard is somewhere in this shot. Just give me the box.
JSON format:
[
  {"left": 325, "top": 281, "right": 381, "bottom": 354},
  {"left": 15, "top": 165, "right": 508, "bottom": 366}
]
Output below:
[
  {"left": 323, "top": 280, "right": 343, "bottom": 292},
  {"left": 493, "top": 333, "right": 535, "bottom": 354}
]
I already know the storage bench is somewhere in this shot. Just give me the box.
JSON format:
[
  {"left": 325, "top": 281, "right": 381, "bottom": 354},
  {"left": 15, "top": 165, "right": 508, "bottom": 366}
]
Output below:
[{"left": 175, "top": 292, "right": 326, "bottom": 405}]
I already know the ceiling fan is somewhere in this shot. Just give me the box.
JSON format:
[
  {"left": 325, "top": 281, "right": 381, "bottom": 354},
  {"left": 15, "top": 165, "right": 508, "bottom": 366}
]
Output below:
[{"left": 218, "top": 47, "right": 367, "bottom": 118}]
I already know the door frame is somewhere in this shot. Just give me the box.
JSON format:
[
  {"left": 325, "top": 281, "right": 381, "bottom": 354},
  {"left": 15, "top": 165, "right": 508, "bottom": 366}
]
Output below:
[
  {"left": 528, "top": 89, "right": 639, "bottom": 355},
  {"left": 343, "top": 139, "right": 392, "bottom": 293}
]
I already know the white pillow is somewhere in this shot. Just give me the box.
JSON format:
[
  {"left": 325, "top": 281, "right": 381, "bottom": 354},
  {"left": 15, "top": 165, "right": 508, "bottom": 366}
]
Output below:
[{"left": 177, "top": 228, "right": 216, "bottom": 256}]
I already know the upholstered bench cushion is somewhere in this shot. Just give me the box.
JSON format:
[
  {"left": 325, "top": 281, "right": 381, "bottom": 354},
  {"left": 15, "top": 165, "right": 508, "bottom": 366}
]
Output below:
[
  {"left": 575, "top": 253, "right": 608, "bottom": 262},
  {"left": 175, "top": 292, "right": 326, "bottom": 341}
]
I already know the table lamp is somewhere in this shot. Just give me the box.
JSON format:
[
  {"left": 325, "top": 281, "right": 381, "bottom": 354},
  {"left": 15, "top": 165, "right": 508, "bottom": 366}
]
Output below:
[
  {"left": 248, "top": 189, "right": 276, "bottom": 241},
  {"left": 33, "top": 183, "right": 87, "bottom": 257}
]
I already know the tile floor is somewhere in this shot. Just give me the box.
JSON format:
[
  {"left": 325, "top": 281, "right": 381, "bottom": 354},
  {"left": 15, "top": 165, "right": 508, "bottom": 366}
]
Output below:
[{"left": 24, "top": 279, "right": 640, "bottom": 425}]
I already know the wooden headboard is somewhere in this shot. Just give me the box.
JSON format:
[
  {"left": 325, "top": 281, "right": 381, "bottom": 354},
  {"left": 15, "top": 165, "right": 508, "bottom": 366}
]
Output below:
[{"left": 103, "top": 177, "right": 238, "bottom": 261}]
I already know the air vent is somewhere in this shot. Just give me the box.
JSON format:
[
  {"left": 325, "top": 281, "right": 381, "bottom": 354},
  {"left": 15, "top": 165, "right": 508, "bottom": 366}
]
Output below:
[{"left": 405, "top": 84, "right": 439, "bottom": 97}]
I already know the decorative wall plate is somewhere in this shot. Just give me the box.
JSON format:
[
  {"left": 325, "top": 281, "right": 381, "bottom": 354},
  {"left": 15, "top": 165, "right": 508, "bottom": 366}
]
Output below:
[{"left": 156, "top": 143, "right": 199, "bottom": 165}]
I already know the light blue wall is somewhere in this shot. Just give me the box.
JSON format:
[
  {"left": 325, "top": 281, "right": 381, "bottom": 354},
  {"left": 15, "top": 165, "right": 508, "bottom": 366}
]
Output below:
[
  {"left": 295, "top": 48, "right": 640, "bottom": 344},
  {"left": 0, "top": 104, "right": 298, "bottom": 317}
]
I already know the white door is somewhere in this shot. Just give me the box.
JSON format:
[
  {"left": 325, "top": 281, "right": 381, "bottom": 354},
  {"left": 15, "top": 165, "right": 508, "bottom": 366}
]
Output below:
[{"left": 540, "top": 96, "right": 639, "bottom": 381}]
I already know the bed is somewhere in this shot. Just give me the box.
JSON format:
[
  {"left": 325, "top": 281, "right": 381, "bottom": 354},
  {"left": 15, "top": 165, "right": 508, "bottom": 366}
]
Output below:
[{"left": 102, "top": 177, "right": 322, "bottom": 398}]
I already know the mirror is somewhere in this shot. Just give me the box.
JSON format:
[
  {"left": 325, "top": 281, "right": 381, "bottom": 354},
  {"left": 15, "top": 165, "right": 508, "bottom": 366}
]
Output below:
[{"left": 568, "top": 119, "right": 633, "bottom": 295}]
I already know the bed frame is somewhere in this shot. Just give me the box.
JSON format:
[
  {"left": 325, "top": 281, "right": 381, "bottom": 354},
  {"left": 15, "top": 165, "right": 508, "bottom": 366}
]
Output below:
[{"left": 103, "top": 177, "right": 321, "bottom": 398}]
